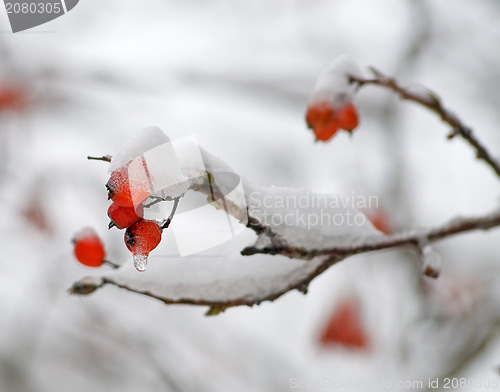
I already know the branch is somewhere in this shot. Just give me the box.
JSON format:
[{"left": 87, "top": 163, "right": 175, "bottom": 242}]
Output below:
[
  {"left": 87, "top": 155, "right": 112, "bottom": 162},
  {"left": 242, "top": 208, "right": 500, "bottom": 259},
  {"left": 350, "top": 69, "right": 500, "bottom": 178},
  {"left": 70, "top": 128, "right": 500, "bottom": 314},
  {"left": 69, "top": 256, "right": 334, "bottom": 315},
  {"left": 70, "top": 209, "right": 500, "bottom": 313}
]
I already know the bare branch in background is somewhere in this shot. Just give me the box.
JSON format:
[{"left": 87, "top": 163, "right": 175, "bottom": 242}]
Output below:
[{"left": 350, "top": 69, "right": 500, "bottom": 178}]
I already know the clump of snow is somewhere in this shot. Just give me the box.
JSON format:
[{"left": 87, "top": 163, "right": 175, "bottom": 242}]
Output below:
[
  {"left": 141, "top": 140, "right": 189, "bottom": 200},
  {"left": 419, "top": 244, "right": 442, "bottom": 278},
  {"left": 308, "top": 55, "right": 363, "bottom": 108},
  {"left": 171, "top": 136, "right": 208, "bottom": 180},
  {"left": 109, "top": 126, "right": 170, "bottom": 172},
  {"left": 245, "top": 183, "right": 380, "bottom": 250}
]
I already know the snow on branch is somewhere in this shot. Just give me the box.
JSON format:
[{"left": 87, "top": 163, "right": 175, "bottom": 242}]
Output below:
[
  {"left": 70, "top": 128, "right": 381, "bottom": 313},
  {"left": 349, "top": 68, "right": 500, "bottom": 178},
  {"left": 70, "top": 127, "right": 500, "bottom": 313},
  {"left": 242, "top": 208, "right": 500, "bottom": 260},
  {"left": 70, "top": 207, "right": 500, "bottom": 313}
]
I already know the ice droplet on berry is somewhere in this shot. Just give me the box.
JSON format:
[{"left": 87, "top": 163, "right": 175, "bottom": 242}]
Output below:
[{"left": 133, "top": 253, "right": 148, "bottom": 272}]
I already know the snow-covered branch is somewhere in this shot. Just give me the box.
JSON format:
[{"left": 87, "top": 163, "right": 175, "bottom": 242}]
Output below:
[
  {"left": 69, "top": 127, "right": 500, "bottom": 313},
  {"left": 242, "top": 208, "right": 500, "bottom": 259},
  {"left": 350, "top": 69, "right": 500, "bottom": 178},
  {"left": 69, "top": 208, "right": 500, "bottom": 313}
]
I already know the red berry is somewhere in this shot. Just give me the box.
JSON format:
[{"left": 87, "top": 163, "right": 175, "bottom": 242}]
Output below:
[
  {"left": 366, "top": 209, "right": 392, "bottom": 235},
  {"left": 305, "top": 102, "right": 339, "bottom": 142},
  {"left": 106, "top": 160, "right": 150, "bottom": 207},
  {"left": 335, "top": 103, "right": 359, "bottom": 131},
  {"left": 0, "top": 85, "right": 27, "bottom": 111},
  {"left": 315, "top": 123, "right": 339, "bottom": 142},
  {"left": 124, "top": 219, "right": 162, "bottom": 256},
  {"left": 108, "top": 202, "right": 144, "bottom": 230},
  {"left": 319, "top": 297, "right": 368, "bottom": 349},
  {"left": 73, "top": 228, "right": 106, "bottom": 267}
]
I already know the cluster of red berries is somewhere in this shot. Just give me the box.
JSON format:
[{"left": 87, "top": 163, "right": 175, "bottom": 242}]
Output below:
[
  {"left": 107, "top": 161, "right": 163, "bottom": 267},
  {"left": 73, "top": 160, "right": 163, "bottom": 272},
  {"left": 305, "top": 101, "right": 359, "bottom": 142}
]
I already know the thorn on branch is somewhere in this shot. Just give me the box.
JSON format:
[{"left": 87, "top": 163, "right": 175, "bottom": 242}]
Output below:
[
  {"left": 425, "top": 90, "right": 442, "bottom": 109},
  {"left": 447, "top": 127, "right": 460, "bottom": 139},
  {"left": 297, "top": 283, "right": 309, "bottom": 295},
  {"left": 369, "top": 66, "right": 385, "bottom": 79}
]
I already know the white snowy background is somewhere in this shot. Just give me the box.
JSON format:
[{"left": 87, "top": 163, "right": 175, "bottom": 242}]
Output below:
[{"left": 0, "top": 0, "right": 500, "bottom": 391}]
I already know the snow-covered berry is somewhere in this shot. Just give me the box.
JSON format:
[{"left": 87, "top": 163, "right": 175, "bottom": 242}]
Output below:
[
  {"left": 306, "top": 56, "right": 362, "bottom": 141},
  {"left": 106, "top": 160, "right": 150, "bottom": 207}
]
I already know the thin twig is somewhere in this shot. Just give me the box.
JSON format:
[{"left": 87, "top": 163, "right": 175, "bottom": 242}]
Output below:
[
  {"left": 103, "top": 259, "right": 120, "bottom": 269},
  {"left": 87, "top": 155, "right": 112, "bottom": 162},
  {"left": 350, "top": 70, "right": 500, "bottom": 178},
  {"left": 143, "top": 195, "right": 165, "bottom": 209},
  {"left": 161, "top": 197, "right": 180, "bottom": 229},
  {"left": 207, "top": 172, "right": 216, "bottom": 202}
]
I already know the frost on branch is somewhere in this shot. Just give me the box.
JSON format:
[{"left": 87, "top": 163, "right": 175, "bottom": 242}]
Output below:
[{"left": 70, "top": 127, "right": 381, "bottom": 310}]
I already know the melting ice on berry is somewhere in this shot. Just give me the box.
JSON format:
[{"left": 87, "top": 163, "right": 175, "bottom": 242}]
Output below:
[{"left": 133, "top": 253, "right": 148, "bottom": 272}]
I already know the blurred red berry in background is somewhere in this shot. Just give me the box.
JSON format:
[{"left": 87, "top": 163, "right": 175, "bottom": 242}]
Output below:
[
  {"left": 0, "top": 85, "right": 27, "bottom": 112},
  {"left": 73, "top": 228, "right": 106, "bottom": 268},
  {"left": 319, "top": 297, "right": 369, "bottom": 349}
]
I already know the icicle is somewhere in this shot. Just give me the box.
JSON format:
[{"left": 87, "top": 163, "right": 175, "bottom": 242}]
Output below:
[
  {"left": 133, "top": 253, "right": 148, "bottom": 272},
  {"left": 417, "top": 243, "right": 442, "bottom": 278}
]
